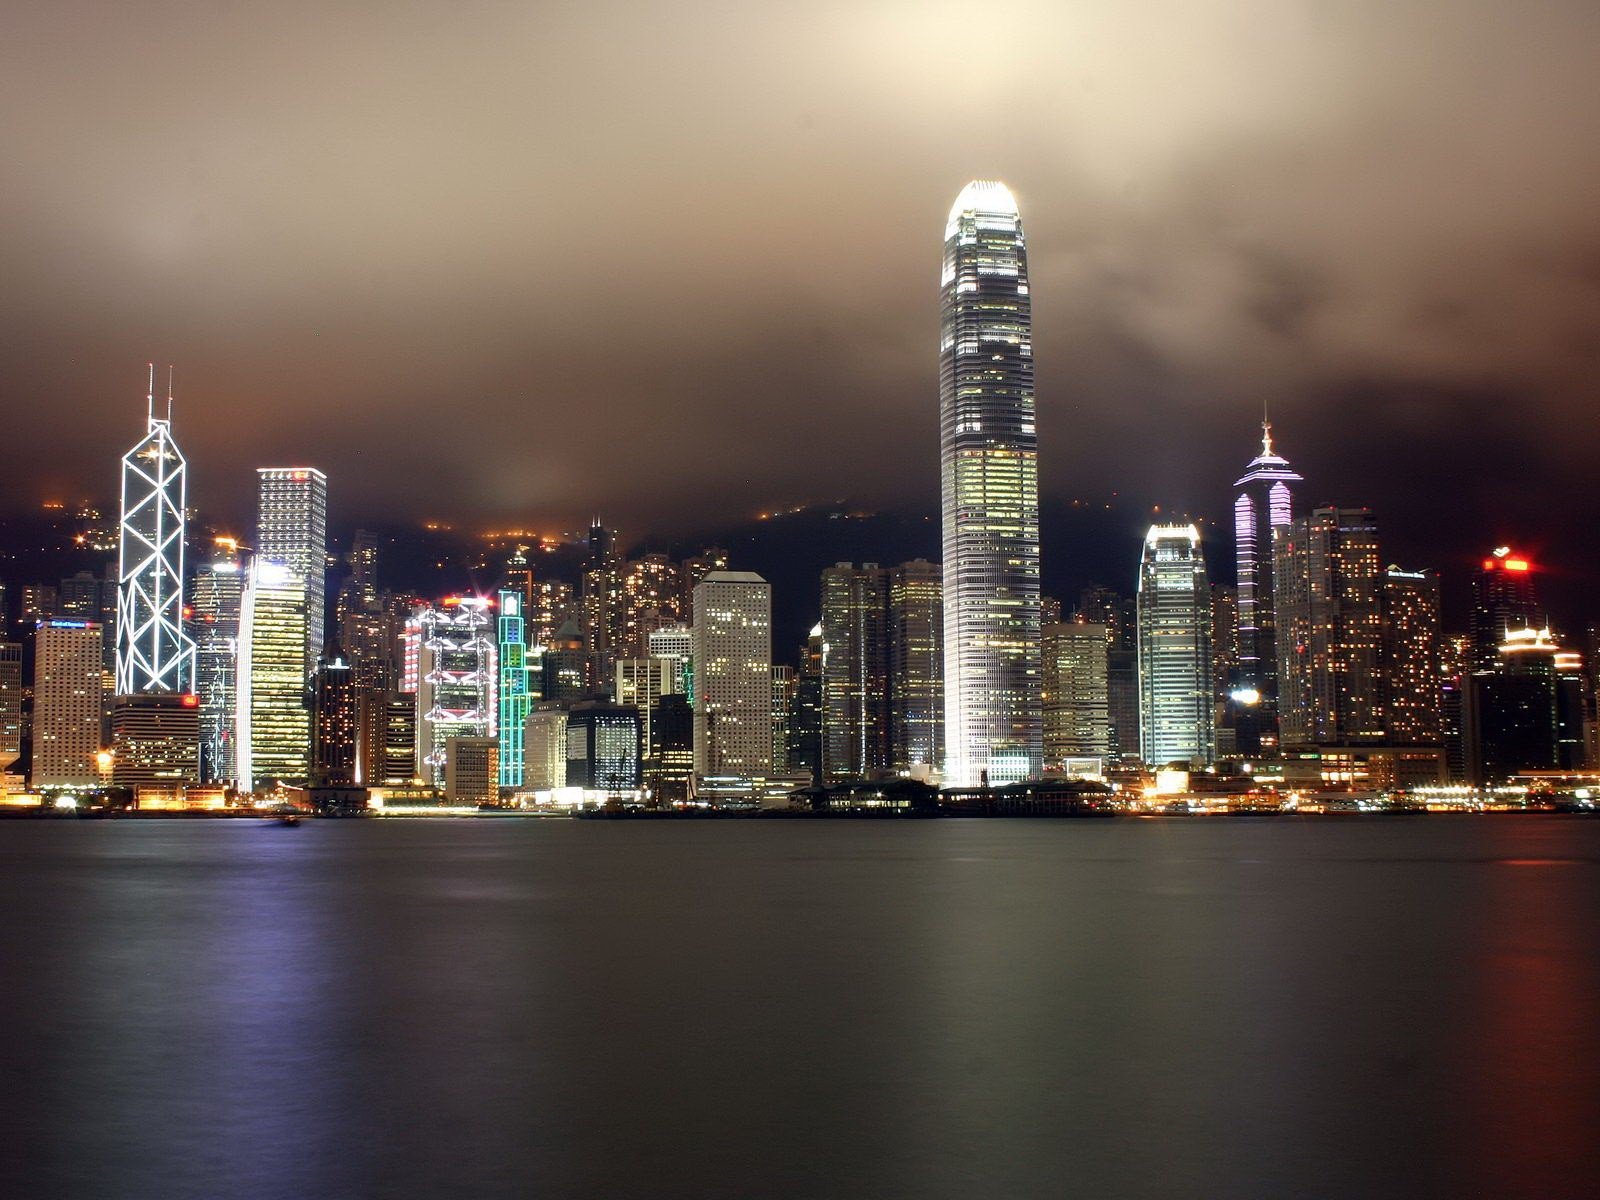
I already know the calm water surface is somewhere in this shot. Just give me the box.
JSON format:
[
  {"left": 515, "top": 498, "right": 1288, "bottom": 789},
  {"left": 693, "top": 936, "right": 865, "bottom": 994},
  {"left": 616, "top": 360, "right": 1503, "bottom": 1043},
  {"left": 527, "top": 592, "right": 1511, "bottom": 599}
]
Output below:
[{"left": 1, "top": 816, "right": 1597, "bottom": 1199}]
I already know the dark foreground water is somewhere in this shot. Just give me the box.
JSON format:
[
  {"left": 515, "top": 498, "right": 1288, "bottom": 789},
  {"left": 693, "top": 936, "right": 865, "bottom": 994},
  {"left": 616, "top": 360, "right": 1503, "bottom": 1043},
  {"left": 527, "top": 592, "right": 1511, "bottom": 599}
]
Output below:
[{"left": 1, "top": 816, "right": 1597, "bottom": 1200}]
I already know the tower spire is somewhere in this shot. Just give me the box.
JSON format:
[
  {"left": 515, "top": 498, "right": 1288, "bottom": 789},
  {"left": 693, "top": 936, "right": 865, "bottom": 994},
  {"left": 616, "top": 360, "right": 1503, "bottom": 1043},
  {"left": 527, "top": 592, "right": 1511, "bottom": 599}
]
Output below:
[
  {"left": 166, "top": 364, "right": 174, "bottom": 422},
  {"left": 146, "top": 362, "right": 155, "bottom": 424}
]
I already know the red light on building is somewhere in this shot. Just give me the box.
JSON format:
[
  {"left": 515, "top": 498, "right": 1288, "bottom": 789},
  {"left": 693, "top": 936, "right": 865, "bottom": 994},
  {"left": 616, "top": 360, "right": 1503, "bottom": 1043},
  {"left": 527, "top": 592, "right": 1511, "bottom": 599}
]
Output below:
[
  {"left": 181, "top": 694, "right": 199, "bottom": 707},
  {"left": 1504, "top": 558, "right": 1530, "bottom": 572},
  {"left": 291, "top": 470, "right": 309, "bottom": 481}
]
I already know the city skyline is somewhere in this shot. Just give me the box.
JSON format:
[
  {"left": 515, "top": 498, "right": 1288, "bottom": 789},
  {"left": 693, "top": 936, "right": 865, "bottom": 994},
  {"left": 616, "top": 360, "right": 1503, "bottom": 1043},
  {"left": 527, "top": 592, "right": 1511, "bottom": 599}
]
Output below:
[{"left": 2, "top": 5, "right": 1597, "bottom": 586}]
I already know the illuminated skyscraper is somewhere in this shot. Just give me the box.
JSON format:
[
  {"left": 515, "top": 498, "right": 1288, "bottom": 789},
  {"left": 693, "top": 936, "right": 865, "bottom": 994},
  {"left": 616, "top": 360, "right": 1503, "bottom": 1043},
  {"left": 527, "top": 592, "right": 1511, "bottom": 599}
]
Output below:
[
  {"left": 616, "top": 655, "right": 676, "bottom": 772},
  {"left": 821, "top": 563, "right": 889, "bottom": 783},
  {"left": 939, "top": 180, "right": 1041, "bottom": 785},
  {"left": 1274, "top": 507, "right": 1383, "bottom": 748},
  {"left": 1137, "top": 525, "right": 1214, "bottom": 768},
  {"left": 415, "top": 598, "right": 495, "bottom": 788},
  {"left": 888, "top": 559, "right": 943, "bottom": 775},
  {"left": 32, "top": 620, "right": 104, "bottom": 788},
  {"left": 692, "top": 571, "right": 772, "bottom": 778},
  {"left": 1231, "top": 422, "right": 1302, "bottom": 752},
  {"left": 190, "top": 560, "right": 244, "bottom": 784},
  {"left": 116, "top": 369, "right": 195, "bottom": 695},
  {"left": 565, "top": 702, "right": 641, "bottom": 793},
  {"left": 1042, "top": 621, "right": 1111, "bottom": 765},
  {"left": 1079, "top": 585, "right": 1139, "bottom": 760},
  {"left": 1469, "top": 548, "right": 1541, "bottom": 671},
  {"left": 497, "top": 589, "right": 533, "bottom": 788},
  {"left": 311, "top": 651, "right": 358, "bottom": 785},
  {"left": 256, "top": 467, "right": 328, "bottom": 677},
  {"left": 236, "top": 561, "right": 311, "bottom": 790},
  {"left": 647, "top": 624, "right": 693, "bottom": 700},
  {"left": 621, "top": 553, "right": 685, "bottom": 656},
  {"left": 1380, "top": 567, "right": 1442, "bottom": 744},
  {"left": 111, "top": 693, "right": 200, "bottom": 790},
  {"left": 356, "top": 690, "right": 417, "bottom": 786},
  {"left": 0, "top": 642, "right": 21, "bottom": 774}
]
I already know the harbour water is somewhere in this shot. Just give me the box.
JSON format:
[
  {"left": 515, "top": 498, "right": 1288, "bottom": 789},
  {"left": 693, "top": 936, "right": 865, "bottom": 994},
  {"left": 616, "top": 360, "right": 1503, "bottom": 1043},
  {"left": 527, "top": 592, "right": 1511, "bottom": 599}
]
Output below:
[{"left": 1, "top": 816, "right": 1596, "bottom": 1198}]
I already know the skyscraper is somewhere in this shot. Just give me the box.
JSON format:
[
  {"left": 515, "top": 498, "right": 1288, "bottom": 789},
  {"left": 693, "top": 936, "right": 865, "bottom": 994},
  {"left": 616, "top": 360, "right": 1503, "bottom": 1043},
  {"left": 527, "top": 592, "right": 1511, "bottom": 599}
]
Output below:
[
  {"left": 1231, "top": 422, "right": 1302, "bottom": 752},
  {"left": 820, "top": 562, "right": 889, "bottom": 783},
  {"left": 580, "top": 520, "right": 624, "bottom": 687},
  {"left": 497, "top": 589, "right": 534, "bottom": 789},
  {"left": 616, "top": 655, "right": 676, "bottom": 774},
  {"left": 190, "top": 559, "right": 244, "bottom": 784},
  {"left": 236, "top": 560, "right": 311, "bottom": 791},
  {"left": 1469, "top": 548, "right": 1541, "bottom": 671},
  {"left": 116, "top": 369, "right": 195, "bottom": 695},
  {"left": 0, "top": 642, "right": 21, "bottom": 775},
  {"left": 1079, "top": 585, "right": 1139, "bottom": 761},
  {"left": 311, "top": 651, "right": 358, "bottom": 785},
  {"left": 939, "top": 180, "right": 1041, "bottom": 786},
  {"left": 1137, "top": 525, "right": 1214, "bottom": 768},
  {"left": 691, "top": 571, "right": 772, "bottom": 779},
  {"left": 356, "top": 690, "right": 417, "bottom": 786},
  {"left": 789, "top": 625, "right": 824, "bottom": 785},
  {"left": 1274, "top": 507, "right": 1383, "bottom": 748},
  {"left": 1380, "top": 567, "right": 1443, "bottom": 745},
  {"left": 1042, "top": 621, "right": 1111, "bottom": 765},
  {"left": 256, "top": 467, "right": 328, "bottom": 677},
  {"left": 33, "top": 620, "right": 105, "bottom": 788},
  {"left": 887, "top": 559, "right": 943, "bottom": 776},
  {"left": 111, "top": 693, "right": 200, "bottom": 790},
  {"left": 415, "top": 598, "right": 495, "bottom": 788}
]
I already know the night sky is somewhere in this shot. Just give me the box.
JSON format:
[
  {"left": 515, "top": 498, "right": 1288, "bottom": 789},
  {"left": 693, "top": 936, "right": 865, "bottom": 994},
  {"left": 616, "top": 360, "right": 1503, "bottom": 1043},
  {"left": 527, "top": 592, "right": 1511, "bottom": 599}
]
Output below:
[{"left": 4, "top": 2, "right": 1599, "bottom": 607}]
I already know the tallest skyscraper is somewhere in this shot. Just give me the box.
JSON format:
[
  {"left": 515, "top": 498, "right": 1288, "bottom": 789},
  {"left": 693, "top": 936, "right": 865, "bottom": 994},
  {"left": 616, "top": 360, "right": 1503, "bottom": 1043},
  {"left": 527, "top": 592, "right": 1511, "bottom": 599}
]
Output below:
[{"left": 939, "top": 180, "right": 1041, "bottom": 786}]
